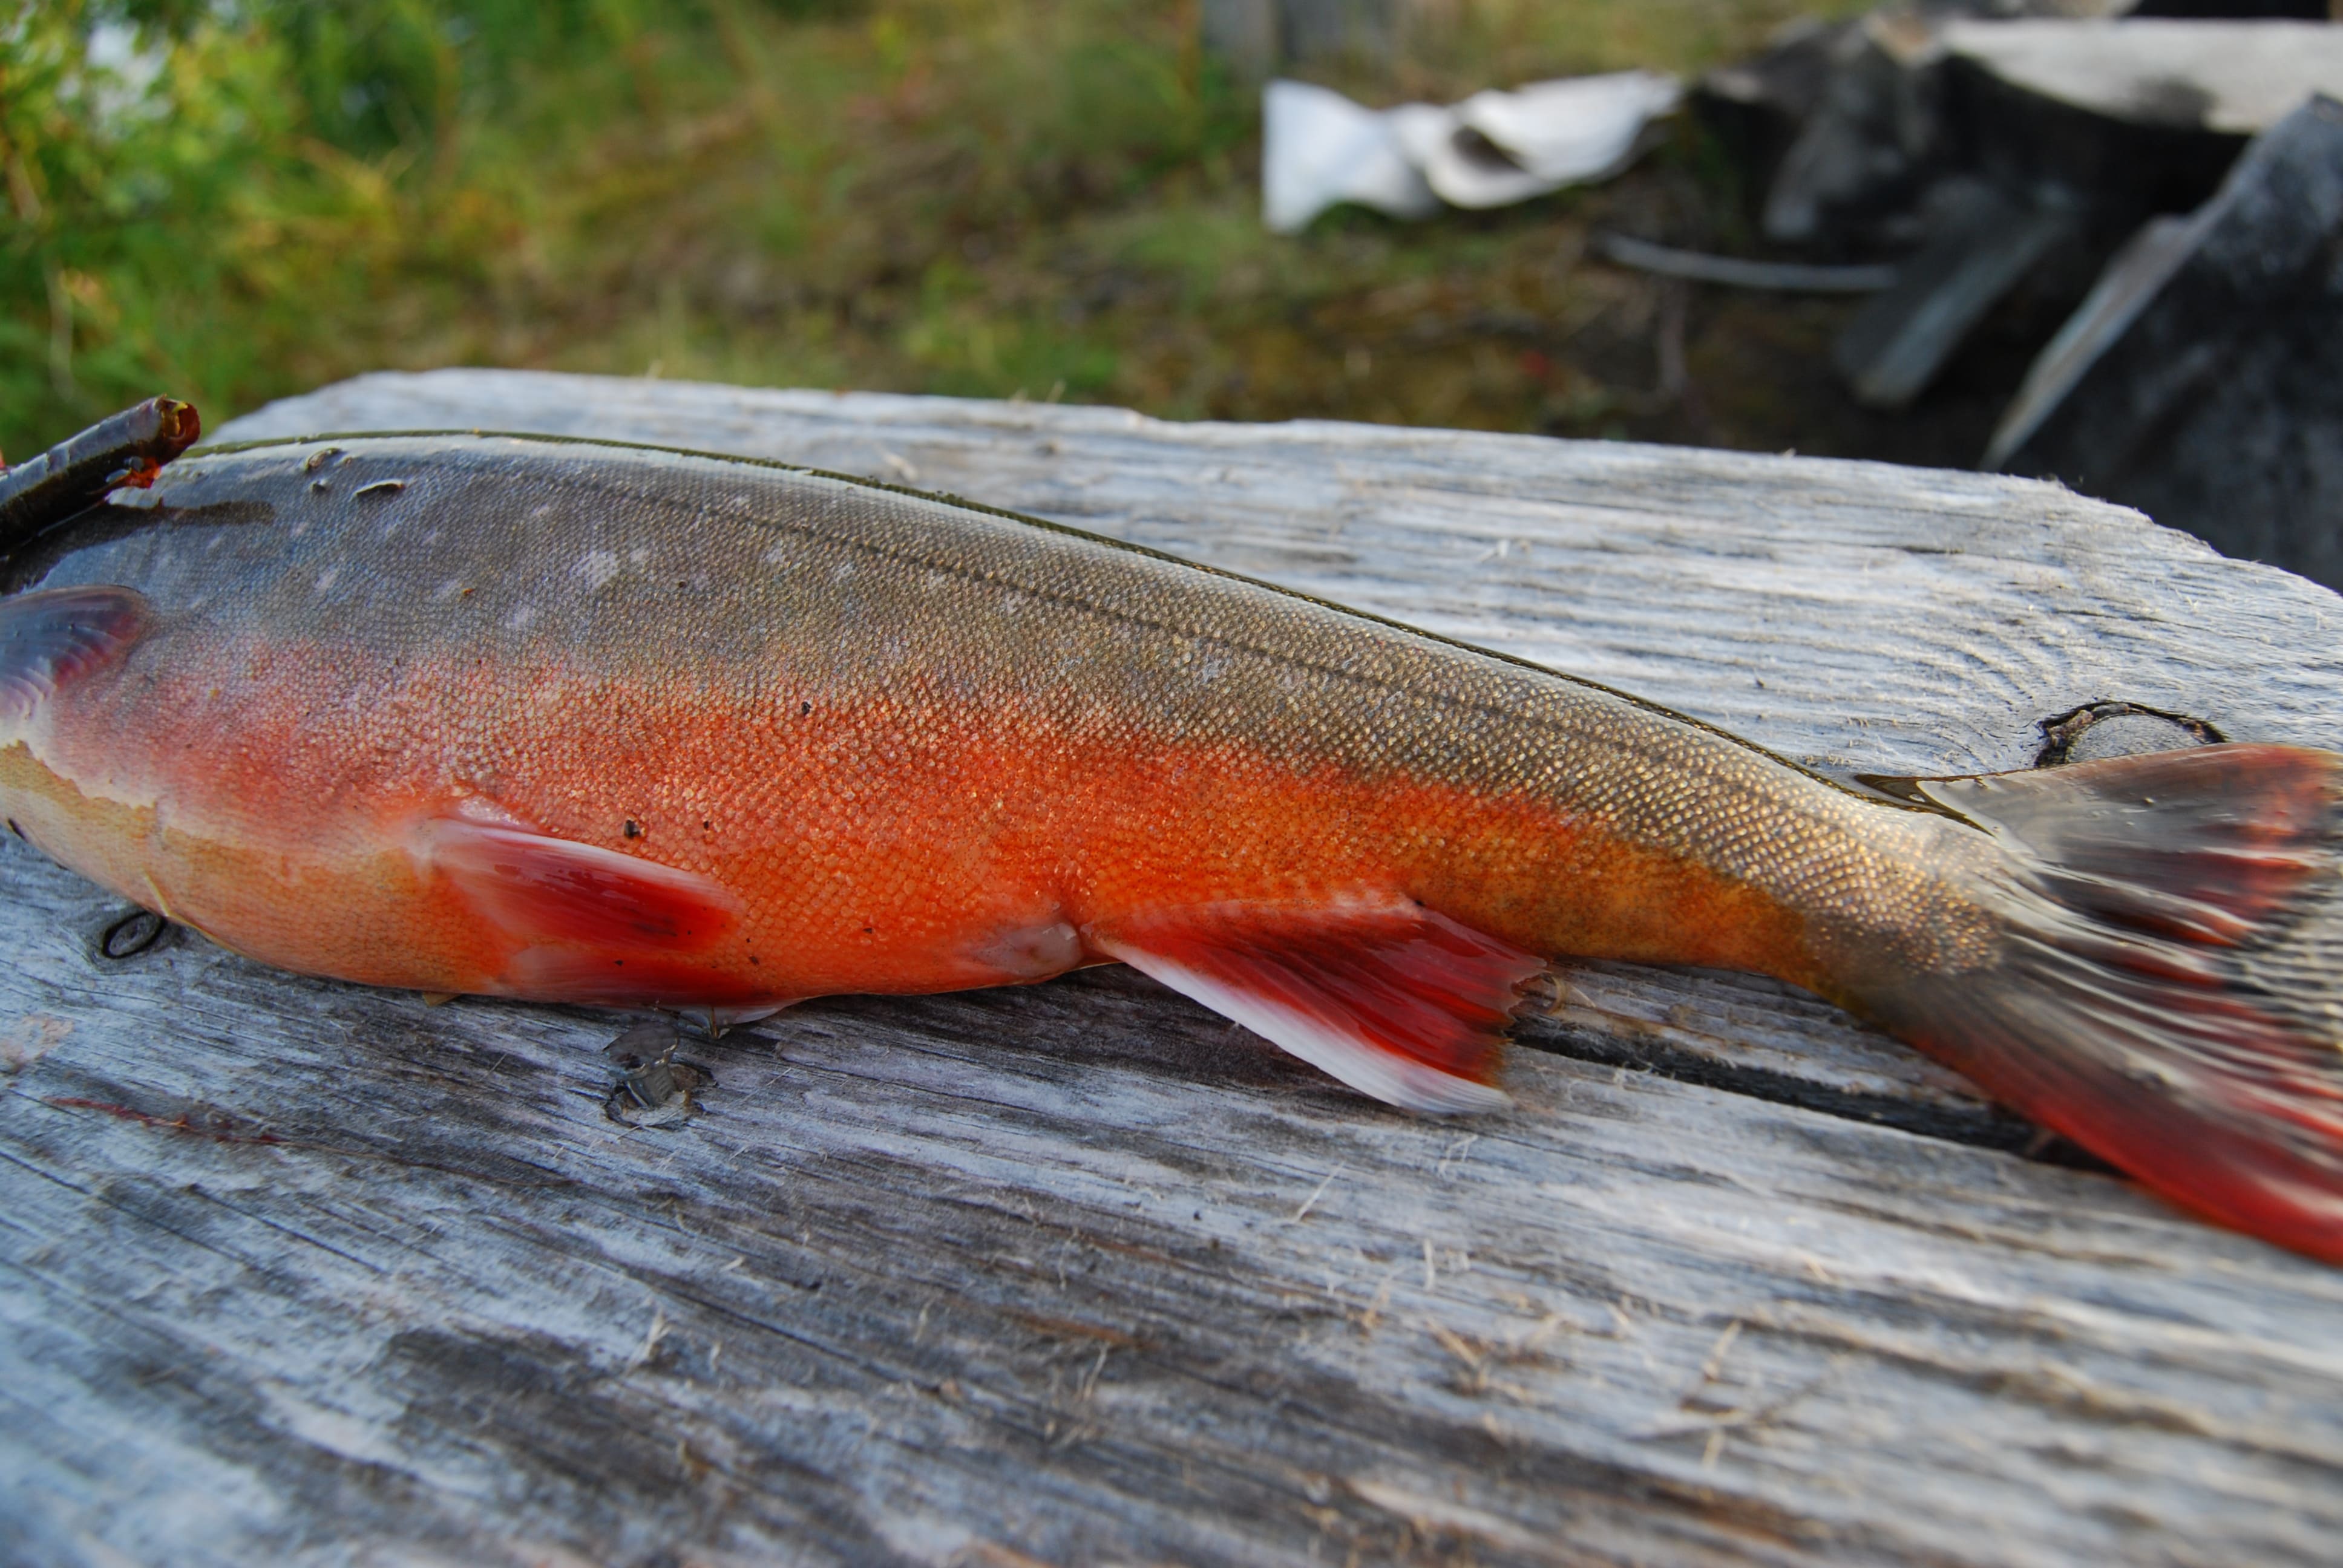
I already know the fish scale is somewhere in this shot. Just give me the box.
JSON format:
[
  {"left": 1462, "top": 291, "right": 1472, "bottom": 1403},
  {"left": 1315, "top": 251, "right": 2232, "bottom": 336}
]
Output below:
[{"left": 3, "top": 422, "right": 2341, "bottom": 1261}]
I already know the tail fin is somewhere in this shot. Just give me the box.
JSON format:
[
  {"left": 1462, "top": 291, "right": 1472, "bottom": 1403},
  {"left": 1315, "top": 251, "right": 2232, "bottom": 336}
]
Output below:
[{"left": 1880, "top": 744, "right": 2343, "bottom": 1261}]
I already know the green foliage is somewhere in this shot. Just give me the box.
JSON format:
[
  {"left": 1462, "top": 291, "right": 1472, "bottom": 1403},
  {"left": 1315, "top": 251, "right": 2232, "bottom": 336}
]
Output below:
[
  {"left": 2, "top": 0, "right": 1849, "bottom": 465},
  {"left": 3, "top": 1, "right": 392, "bottom": 459}
]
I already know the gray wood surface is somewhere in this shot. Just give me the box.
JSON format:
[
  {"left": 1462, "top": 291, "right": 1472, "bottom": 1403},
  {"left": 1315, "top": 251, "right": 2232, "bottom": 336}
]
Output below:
[{"left": 7, "top": 368, "right": 2342, "bottom": 1567}]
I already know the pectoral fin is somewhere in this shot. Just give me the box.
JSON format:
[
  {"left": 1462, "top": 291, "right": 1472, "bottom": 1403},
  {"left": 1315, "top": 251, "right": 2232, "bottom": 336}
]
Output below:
[
  {"left": 0, "top": 585, "right": 151, "bottom": 720},
  {"left": 421, "top": 817, "right": 743, "bottom": 951},
  {"left": 1093, "top": 896, "right": 1544, "bottom": 1112}
]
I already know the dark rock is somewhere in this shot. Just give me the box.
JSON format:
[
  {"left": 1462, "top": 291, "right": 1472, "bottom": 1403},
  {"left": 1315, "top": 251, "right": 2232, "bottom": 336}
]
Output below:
[
  {"left": 1990, "top": 95, "right": 2343, "bottom": 589},
  {"left": 1760, "top": 7, "right": 1954, "bottom": 250},
  {"left": 1715, "top": 6, "right": 2337, "bottom": 299},
  {"left": 1944, "top": 51, "right": 2249, "bottom": 247}
]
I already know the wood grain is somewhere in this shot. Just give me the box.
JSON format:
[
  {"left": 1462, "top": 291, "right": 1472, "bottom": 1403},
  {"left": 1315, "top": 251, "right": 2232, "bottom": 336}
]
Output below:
[{"left": 7, "top": 369, "right": 2341, "bottom": 1566}]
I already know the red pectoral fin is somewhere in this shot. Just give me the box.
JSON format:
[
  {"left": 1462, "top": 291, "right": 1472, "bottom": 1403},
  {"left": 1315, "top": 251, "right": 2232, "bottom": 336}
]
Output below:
[
  {"left": 1093, "top": 897, "right": 1545, "bottom": 1113},
  {"left": 0, "top": 585, "right": 151, "bottom": 720},
  {"left": 422, "top": 818, "right": 742, "bottom": 951}
]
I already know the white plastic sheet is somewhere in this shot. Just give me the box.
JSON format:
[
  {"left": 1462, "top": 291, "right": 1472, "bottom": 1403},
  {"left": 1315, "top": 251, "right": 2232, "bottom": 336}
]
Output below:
[
  {"left": 1261, "top": 80, "right": 1442, "bottom": 234},
  {"left": 1263, "top": 71, "right": 1682, "bottom": 234}
]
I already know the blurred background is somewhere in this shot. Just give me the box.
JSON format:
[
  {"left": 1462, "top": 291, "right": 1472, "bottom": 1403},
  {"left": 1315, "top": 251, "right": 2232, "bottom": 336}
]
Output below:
[
  {"left": 1, "top": 0, "right": 1923, "bottom": 467},
  {"left": 7, "top": 0, "right": 2338, "bottom": 578}
]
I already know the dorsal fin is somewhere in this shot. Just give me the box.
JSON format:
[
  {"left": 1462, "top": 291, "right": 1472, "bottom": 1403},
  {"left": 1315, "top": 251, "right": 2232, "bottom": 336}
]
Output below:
[
  {"left": 1093, "top": 895, "right": 1545, "bottom": 1112},
  {"left": 0, "top": 584, "right": 151, "bottom": 720}
]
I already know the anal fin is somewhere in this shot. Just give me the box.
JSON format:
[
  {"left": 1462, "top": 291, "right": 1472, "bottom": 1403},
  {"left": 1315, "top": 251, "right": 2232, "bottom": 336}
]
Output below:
[{"left": 1093, "top": 895, "right": 1544, "bottom": 1113}]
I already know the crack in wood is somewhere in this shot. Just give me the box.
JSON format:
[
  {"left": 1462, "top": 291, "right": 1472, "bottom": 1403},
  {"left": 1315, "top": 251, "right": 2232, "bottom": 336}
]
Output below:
[{"left": 1511, "top": 1014, "right": 2111, "bottom": 1171}]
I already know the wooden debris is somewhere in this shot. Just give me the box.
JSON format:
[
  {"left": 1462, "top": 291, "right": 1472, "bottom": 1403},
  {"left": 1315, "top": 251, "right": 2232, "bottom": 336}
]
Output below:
[
  {"left": 1593, "top": 232, "right": 1899, "bottom": 293},
  {"left": 1830, "top": 179, "right": 2075, "bottom": 408},
  {"left": 1991, "top": 94, "right": 2343, "bottom": 589}
]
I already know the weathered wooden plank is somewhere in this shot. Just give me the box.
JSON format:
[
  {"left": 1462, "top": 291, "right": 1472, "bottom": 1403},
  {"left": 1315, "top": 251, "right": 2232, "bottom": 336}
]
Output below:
[
  {"left": 8, "top": 838, "right": 2343, "bottom": 1567},
  {"left": 6, "top": 370, "right": 2342, "bottom": 1567}
]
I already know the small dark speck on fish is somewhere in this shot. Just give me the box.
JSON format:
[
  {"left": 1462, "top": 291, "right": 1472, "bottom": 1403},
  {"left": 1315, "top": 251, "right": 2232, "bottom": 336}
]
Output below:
[
  {"left": 800, "top": 701, "right": 811, "bottom": 716},
  {"left": 623, "top": 820, "right": 641, "bottom": 838},
  {"left": 355, "top": 480, "right": 407, "bottom": 499}
]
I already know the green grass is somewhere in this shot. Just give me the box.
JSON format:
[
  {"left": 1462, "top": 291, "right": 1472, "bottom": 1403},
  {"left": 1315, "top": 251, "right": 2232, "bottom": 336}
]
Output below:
[{"left": 4, "top": 0, "right": 1860, "bottom": 465}]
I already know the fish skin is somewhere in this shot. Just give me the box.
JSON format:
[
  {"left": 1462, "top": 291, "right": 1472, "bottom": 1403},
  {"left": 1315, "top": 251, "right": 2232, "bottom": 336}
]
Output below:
[
  {"left": 1, "top": 434, "right": 1976, "bottom": 1004},
  {"left": 5, "top": 429, "right": 2341, "bottom": 1258}
]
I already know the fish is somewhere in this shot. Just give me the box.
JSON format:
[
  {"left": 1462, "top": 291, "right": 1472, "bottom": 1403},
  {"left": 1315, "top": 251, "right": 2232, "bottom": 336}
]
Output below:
[{"left": 3, "top": 406, "right": 2341, "bottom": 1261}]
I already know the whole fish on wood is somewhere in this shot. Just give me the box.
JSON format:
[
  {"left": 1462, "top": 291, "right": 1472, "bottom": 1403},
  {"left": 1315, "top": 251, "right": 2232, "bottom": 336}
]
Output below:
[{"left": 4, "top": 407, "right": 2341, "bottom": 1260}]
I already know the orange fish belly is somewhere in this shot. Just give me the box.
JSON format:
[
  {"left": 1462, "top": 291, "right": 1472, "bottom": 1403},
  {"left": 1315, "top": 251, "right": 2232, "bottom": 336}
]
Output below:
[{"left": 11, "top": 627, "right": 1820, "bottom": 1013}]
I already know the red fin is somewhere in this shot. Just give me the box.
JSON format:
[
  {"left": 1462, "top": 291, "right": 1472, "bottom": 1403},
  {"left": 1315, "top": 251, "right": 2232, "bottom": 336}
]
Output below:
[
  {"left": 500, "top": 948, "right": 779, "bottom": 1009},
  {"left": 0, "top": 585, "right": 150, "bottom": 720},
  {"left": 1093, "top": 896, "right": 1545, "bottom": 1113},
  {"left": 1873, "top": 745, "right": 2343, "bottom": 1261},
  {"left": 422, "top": 818, "right": 743, "bottom": 952},
  {"left": 1917, "top": 745, "right": 2336, "bottom": 944}
]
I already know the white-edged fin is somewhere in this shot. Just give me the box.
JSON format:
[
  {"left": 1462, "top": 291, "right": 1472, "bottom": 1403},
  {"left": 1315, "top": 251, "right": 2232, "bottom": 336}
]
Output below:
[
  {"left": 0, "top": 584, "right": 151, "bottom": 722},
  {"left": 707, "top": 1001, "right": 797, "bottom": 1028},
  {"left": 1094, "top": 895, "right": 1544, "bottom": 1114},
  {"left": 419, "top": 816, "right": 742, "bottom": 951}
]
